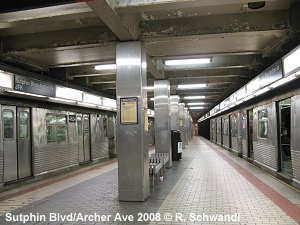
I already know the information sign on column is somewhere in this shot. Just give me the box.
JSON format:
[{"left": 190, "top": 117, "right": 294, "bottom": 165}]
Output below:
[{"left": 120, "top": 97, "right": 138, "bottom": 124}]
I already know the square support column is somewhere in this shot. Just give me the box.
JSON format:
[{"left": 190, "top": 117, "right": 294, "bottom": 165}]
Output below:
[
  {"left": 154, "top": 80, "right": 172, "bottom": 168},
  {"left": 184, "top": 108, "right": 189, "bottom": 145},
  {"left": 116, "top": 41, "right": 149, "bottom": 201},
  {"left": 170, "top": 95, "right": 180, "bottom": 130},
  {"left": 179, "top": 103, "right": 186, "bottom": 149}
]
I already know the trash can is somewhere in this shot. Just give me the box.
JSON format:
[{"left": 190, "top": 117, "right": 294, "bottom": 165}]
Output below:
[{"left": 171, "top": 130, "right": 182, "bottom": 161}]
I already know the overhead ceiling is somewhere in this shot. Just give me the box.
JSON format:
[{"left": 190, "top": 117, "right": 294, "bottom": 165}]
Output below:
[{"left": 1, "top": 0, "right": 300, "bottom": 121}]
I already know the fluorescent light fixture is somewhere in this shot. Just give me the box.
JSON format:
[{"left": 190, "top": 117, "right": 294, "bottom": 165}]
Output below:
[
  {"left": 283, "top": 46, "right": 300, "bottom": 75},
  {"left": 165, "top": 58, "right": 211, "bottom": 65},
  {"left": 246, "top": 77, "right": 259, "bottom": 95},
  {"left": 184, "top": 96, "right": 205, "bottom": 99},
  {"left": 103, "top": 97, "right": 116, "bottom": 108},
  {"left": 7, "top": 90, "right": 46, "bottom": 98},
  {"left": 98, "top": 105, "right": 114, "bottom": 110},
  {"left": 48, "top": 97, "right": 76, "bottom": 103},
  {"left": 83, "top": 93, "right": 102, "bottom": 105},
  {"left": 155, "top": 95, "right": 168, "bottom": 100},
  {"left": 177, "top": 83, "right": 207, "bottom": 89},
  {"left": 243, "top": 94, "right": 254, "bottom": 102},
  {"left": 94, "top": 64, "right": 116, "bottom": 70},
  {"left": 254, "top": 87, "right": 269, "bottom": 96},
  {"left": 56, "top": 86, "right": 82, "bottom": 101},
  {"left": 189, "top": 106, "right": 204, "bottom": 109},
  {"left": 150, "top": 98, "right": 154, "bottom": 101},
  {"left": 77, "top": 102, "right": 97, "bottom": 107},
  {"left": 269, "top": 74, "right": 297, "bottom": 89},
  {"left": 0, "top": 71, "right": 13, "bottom": 89},
  {"left": 187, "top": 102, "right": 205, "bottom": 105},
  {"left": 144, "top": 86, "right": 154, "bottom": 90}
]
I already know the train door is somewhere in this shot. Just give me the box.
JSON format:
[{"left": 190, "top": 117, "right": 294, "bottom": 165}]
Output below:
[
  {"left": 278, "top": 98, "right": 292, "bottom": 176},
  {"left": 83, "top": 114, "right": 91, "bottom": 162},
  {"left": 228, "top": 115, "right": 232, "bottom": 148},
  {"left": 77, "top": 114, "right": 84, "bottom": 163},
  {"left": 215, "top": 119, "right": 217, "bottom": 142},
  {"left": 221, "top": 117, "right": 224, "bottom": 145},
  {"left": 77, "top": 114, "right": 91, "bottom": 163},
  {"left": 3, "top": 106, "right": 32, "bottom": 183},
  {"left": 247, "top": 109, "right": 253, "bottom": 158}
]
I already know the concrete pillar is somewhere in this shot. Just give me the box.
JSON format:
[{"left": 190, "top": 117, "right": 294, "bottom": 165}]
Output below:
[
  {"left": 116, "top": 41, "right": 149, "bottom": 201},
  {"left": 170, "top": 95, "right": 180, "bottom": 130},
  {"left": 179, "top": 103, "right": 186, "bottom": 149},
  {"left": 154, "top": 80, "right": 172, "bottom": 168}
]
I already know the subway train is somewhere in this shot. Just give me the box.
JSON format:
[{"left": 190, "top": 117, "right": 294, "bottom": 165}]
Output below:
[
  {"left": 206, "top": 75, "right": 300, "bottom": 189},
  {"left": 0, "top": 102, "right": 113, "bottom": 188},
  {"left": 0, "top": 99, "right": 156, "bottom": 190}
]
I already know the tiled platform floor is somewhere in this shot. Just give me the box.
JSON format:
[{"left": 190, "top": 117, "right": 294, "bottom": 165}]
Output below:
[{"left": 0, "top": 137, "right": 300, "bottom": 225}]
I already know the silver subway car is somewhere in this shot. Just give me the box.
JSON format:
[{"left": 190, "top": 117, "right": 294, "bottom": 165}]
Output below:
[
  {"left": 0, "top": 105, "right": 116, "bottom": 189},
  {"left": 209, "top": 89, "right": 300, "bottom": 188}
]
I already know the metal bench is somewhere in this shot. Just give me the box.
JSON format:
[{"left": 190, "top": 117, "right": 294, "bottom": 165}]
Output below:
[{"left": 149, "top": 153, "right": 169, "bottom": 186}]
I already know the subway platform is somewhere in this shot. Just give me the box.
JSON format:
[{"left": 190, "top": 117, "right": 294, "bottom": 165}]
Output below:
[{"left": 0, "top": 137, "right": 300, "bottom": 225}]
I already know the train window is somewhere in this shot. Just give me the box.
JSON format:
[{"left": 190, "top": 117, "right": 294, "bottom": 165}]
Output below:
[
  {"left": 103, "top": 117, "right": 108, "bottom": 138},
  {"left": 83, "top": 116, "right": 89, "bottom": 134},
  {"left": 46, "top": 114, "right": 68, "bottom": 143},
  {"left": 241, "top": 111, "right": 247, "bottom": 139},
  {"left": 217, "top": 120, "right": 221, "bottom": 134},
  {"left": 223, "top": 118, "right": 229, "bottom": 135},
  {"left": 258, "top": 109, "right": 268, "bottom": 139},
  {"left": 231, "top": 115, "right": 237, "bottom": 137},
  {"left": 77, "top": 116, "right": 82, "bottom": 136},
  {"left": 19, "top": 111, "right": 29, "bottom": 139},
  {"left": 3, "top": 110, "right": 14, "bottom": 139}
]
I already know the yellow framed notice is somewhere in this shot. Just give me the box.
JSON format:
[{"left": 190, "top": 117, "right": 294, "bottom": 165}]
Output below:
[
  {"left": 120, "top": 97, "right": 138, "bottom": 124},
  {"left": 179, "top": 119, "right": 184, "bottom": 127}
]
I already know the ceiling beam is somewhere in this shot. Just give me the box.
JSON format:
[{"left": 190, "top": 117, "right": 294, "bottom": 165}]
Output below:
[
  {"left": 140, "top": 10, "right": 289, "bottom": 38},
  {"left": 0, "top": 26, "right": 116, "bottom": 52},
  {"left": 90, "top": 81, "right": 116, "bottom": 85},
  {"left": 87, "top": 0, "right": 165, "bottom": 79},
  {"left": 166, "top": 68, "right": 252, "bottom": 77},
  {"left": 68, "top": 72, "right": 116, "bottom": 79},
  {"left": 147, "top": 57, "right": 165, "bottom": 79},
  {"left": 87, "top": 0, "right": 138, "bottom": 41},
  {"left": 0, "top": 2, "right": 92, "bottom": 21},
  {"left": 143, "top": 30, "right": 289, "bottom": 58},
  {"left": 115, "top": 0, "right": 289, "bottom": 13}
]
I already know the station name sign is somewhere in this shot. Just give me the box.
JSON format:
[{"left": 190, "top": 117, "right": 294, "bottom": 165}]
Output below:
[
  {"left": 14, "top": 75, "right": 55, "bottom": 97},
  {"left": 259, "top": 60, "right": 283, "bottom": 89}
]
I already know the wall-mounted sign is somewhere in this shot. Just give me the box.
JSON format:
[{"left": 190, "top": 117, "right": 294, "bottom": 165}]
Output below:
[
  {"left": 120, "top": 97, "right": 138, "bottom": 124},
  {"left": 69, "top": 115, "right": 76, "bottom": 123},
  {"left": 259, "top": 60, "right": 283, "bottom": 88},
  {"left": 14, "top": 75, "right": 55, "bottom": 97},
  {"left": 179, "top": 119, "right": 184, "bottom": 127}
]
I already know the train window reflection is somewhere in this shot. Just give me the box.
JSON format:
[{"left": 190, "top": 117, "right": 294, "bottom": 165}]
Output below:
[
  {"left": 46, "top": 114, "right": 68, "bottom": 143},
  {"left": 217, "top": 119, "right": 221, "bottom": 134},
  {"left": 223, "top": 118, "right": 229, "bottom": 135},
  {"left": 241, "top": 111, "right": 247, "bottom": 139},
  {"left": 19, "top": 111, "right": 29, "bottom": 139},
  {"left": 77, "top": 116, "right": 82, "bottom": 136},
  {"left": 258, "top": 109, "right": 268, "bottom": 139},
  {"left": 231, "top": 114, "right": 237, "bottom": 137},
  {"left": 3, "top": 110, "right": 14, "bottom": 139}
]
